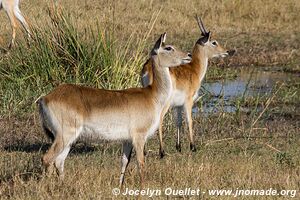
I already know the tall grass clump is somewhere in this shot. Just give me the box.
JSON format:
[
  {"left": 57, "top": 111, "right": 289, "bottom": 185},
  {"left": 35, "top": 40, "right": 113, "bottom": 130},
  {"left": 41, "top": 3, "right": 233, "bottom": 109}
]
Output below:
[{"left": 0, "top": 6, "right": 152, "bottom": 116}]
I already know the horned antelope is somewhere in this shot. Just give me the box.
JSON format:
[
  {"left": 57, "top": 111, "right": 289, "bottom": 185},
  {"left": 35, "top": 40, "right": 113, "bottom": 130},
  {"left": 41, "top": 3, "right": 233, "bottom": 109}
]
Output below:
[
  {"left": 0, "top": 0, "right": 30, "bottom": 48},
  {"left": 141, "top": 16, "right": 235, "bottom": 158},
  {"left": 37, "top": 33, "right": 192, "bottom": 187}
]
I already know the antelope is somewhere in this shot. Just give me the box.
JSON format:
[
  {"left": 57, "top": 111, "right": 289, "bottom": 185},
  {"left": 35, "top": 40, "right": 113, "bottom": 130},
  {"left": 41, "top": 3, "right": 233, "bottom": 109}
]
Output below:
[
  {"left": 37, "top": 33, "right": 192, "bottom": 187},
  {"left": 141, "top": 16, "right": 235, "bottom": 158},
  {"left": 0, "top": 0, "right": 30, "bottom": 48}
]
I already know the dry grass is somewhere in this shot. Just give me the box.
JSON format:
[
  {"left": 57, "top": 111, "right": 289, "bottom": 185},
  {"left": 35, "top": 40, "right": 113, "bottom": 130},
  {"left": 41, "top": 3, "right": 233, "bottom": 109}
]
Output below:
[
  {"left": 1, "top": 0, "right": 300, "bottom": 66},
  {"left": 0, "top": 112, "right": 299, "bottom": 199},
  {"left": 0, "top": 0, "right": 299, "bottom": 199}
]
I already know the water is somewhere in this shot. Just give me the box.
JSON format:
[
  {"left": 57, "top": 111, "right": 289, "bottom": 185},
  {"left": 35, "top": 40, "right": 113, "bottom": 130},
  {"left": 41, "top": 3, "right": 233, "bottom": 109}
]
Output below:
[{"left": 193, "top": 67, "right": 299, "bottom": 114}]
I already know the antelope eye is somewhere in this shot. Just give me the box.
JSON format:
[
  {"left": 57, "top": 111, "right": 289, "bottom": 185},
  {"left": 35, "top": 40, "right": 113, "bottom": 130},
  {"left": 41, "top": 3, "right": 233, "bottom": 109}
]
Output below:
[
  {"left": 164, "top": 47, "right": 173, "bottom": 51},
  {"left": 212, "top": 41, "right": 217, "bottom": 46}
]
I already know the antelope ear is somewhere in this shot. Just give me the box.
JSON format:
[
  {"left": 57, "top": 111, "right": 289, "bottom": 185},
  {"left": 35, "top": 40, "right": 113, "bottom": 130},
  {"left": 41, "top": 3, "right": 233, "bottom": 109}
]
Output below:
[
  {"left": 197, "top": 31, "right": 211, "bottom": 45},
  {"left": 151, "top": 32, "right": 166, "bottom": 55},
  {"left": 161, "top": 32, "right": 166, "bottom": 44},
  {"left": 207, "top": 31, "right": 211, "bottom": 41}
]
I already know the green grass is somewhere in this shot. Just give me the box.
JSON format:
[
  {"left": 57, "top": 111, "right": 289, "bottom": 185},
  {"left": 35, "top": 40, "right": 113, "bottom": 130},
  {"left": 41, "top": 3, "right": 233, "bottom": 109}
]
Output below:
[{"left": 0, "top": 7, "right": 153, "bottom": 116}]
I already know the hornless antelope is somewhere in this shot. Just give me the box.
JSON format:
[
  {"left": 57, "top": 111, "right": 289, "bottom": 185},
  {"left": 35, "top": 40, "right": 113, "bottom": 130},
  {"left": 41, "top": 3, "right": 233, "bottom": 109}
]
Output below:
[
  {"left": 141, "top": 16, "right": 235, "bottom": 157},
  {"left": 0, "top": 0, "right": 30, "bottom": 48},
  {"left": 37, "top": 33, "right": 192, "bottom": 186}
]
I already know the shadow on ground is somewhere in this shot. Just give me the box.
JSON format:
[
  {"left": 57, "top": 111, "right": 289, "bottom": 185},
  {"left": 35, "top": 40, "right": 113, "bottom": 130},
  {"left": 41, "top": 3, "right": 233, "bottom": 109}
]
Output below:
[{"left": 3, "top": 141, "right": 98, "bottom": 155}]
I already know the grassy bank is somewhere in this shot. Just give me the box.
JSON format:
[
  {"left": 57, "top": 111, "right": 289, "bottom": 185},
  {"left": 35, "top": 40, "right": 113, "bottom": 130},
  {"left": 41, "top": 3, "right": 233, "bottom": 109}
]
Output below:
[{"left": 0, "top": 0, "right": 299, "bottom": 115}]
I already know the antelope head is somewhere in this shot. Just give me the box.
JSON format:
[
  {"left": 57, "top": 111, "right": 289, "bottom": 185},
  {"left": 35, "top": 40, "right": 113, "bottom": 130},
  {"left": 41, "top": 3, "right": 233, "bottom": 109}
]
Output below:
[
  {"left": 195, "top": 15, "right": 235, "bottom": 58},
  {"left": 151, "top": 33, "right": 192, "bottom": 68}
]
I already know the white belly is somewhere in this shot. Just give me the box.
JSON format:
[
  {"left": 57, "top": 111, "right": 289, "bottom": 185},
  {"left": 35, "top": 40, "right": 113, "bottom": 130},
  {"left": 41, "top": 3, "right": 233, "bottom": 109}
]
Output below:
[
  {"left": 171, "top": 89, "right": 186, "bottom": 106},
  {"left": 82, "top": 114, "right": 131, "bottom": 140},
  {"left": 83, "top": 124, "right": 130, "bottom": 141}
]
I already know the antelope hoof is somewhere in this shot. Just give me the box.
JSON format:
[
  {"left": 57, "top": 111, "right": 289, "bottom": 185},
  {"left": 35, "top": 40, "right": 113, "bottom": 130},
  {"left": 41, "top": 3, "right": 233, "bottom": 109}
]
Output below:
[
  {"left": 8, "top": 41, "right": 15, "bottom": 50},
  {"left": 42, "top": 156, "right": 50, "bottom": 168},
  {"left": 159, "top": 148, "right": 165, "bottom": 159},
  {"left": 58, "top": 173, "right": 65, "bottom": 181},
  {"left": 43, "top": 162, "right": 54, "bottom": 177},
  {"left": 176, "top": 143, "right": 181, "bottom": 152},
  {"left": 8, "top": 43, "right": 13, "bottom": 50},
  {"left": 190, "top": 144, "right": 197, "bottom": 152}
]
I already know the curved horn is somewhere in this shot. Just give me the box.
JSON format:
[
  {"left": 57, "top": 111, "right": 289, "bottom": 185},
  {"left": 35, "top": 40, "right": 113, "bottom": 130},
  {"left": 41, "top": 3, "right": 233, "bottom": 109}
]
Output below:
[{"left": 196, "top": 15, "right": 208, "bottom": 36}]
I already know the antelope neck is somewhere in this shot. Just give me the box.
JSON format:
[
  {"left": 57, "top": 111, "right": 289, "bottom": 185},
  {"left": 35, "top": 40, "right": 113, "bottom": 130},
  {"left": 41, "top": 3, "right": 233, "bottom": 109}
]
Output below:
[
  {"left": 149, "top": 56, "right": 173, "bottom": 108},
  {"left": 191, "top": 45, "right": 208, "bottom": 84}
]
